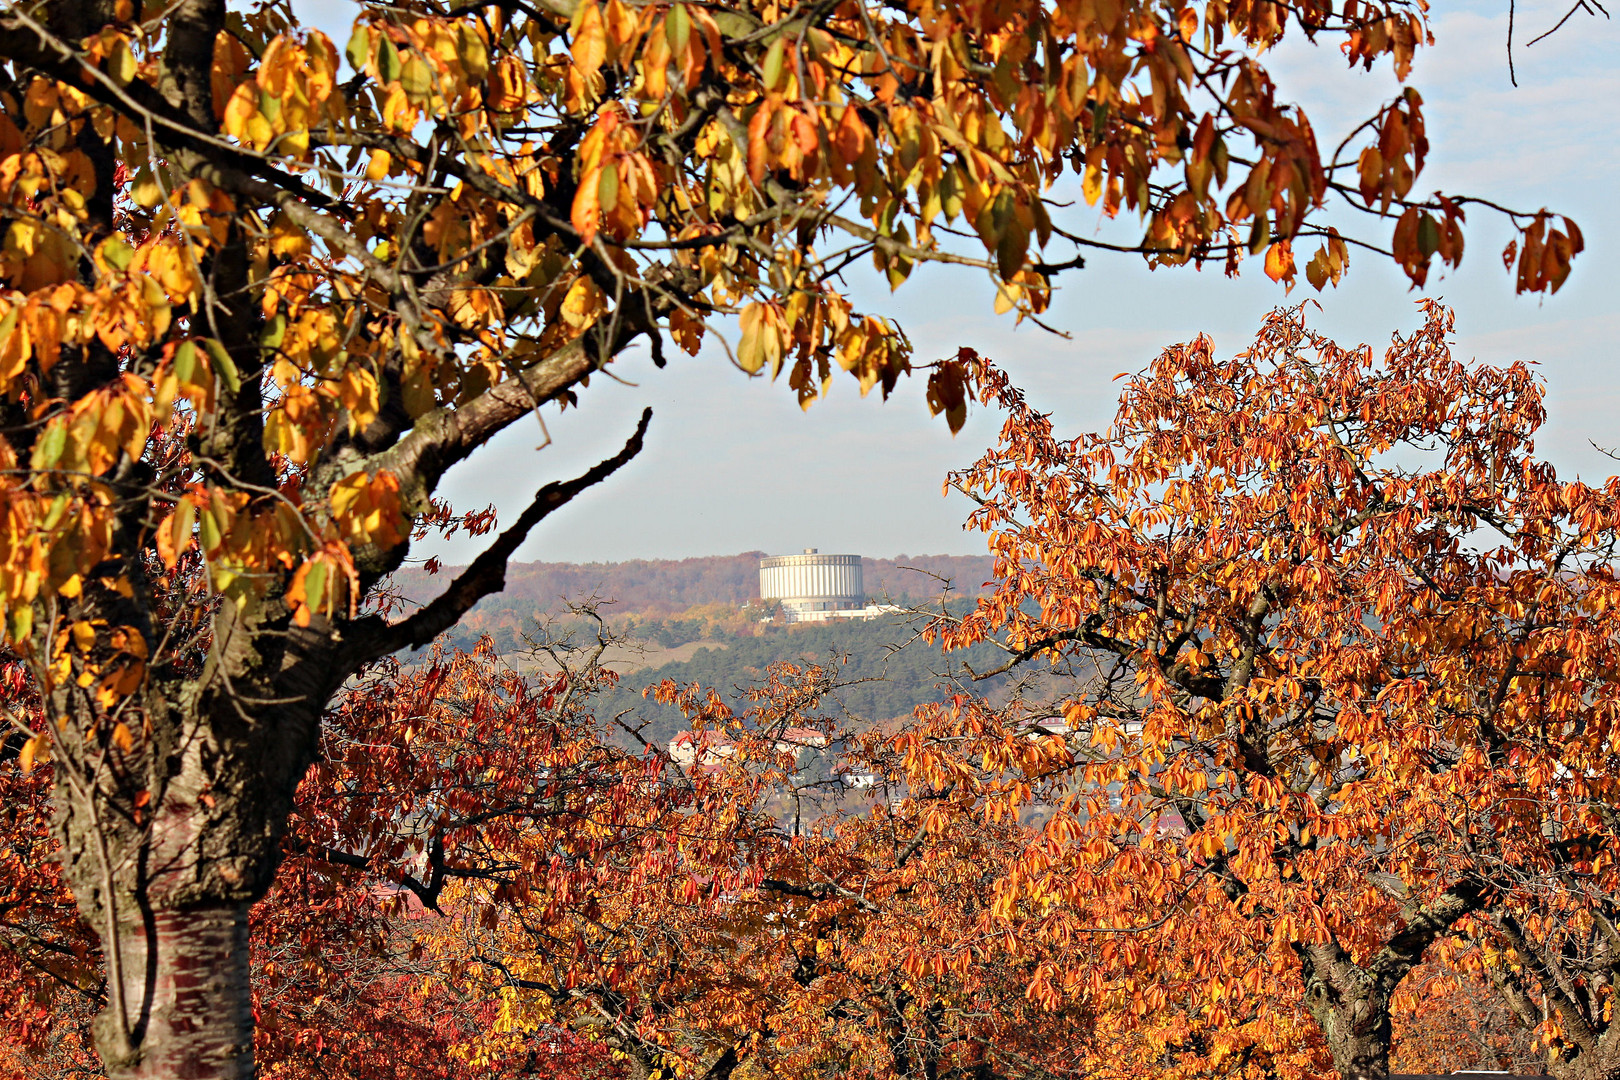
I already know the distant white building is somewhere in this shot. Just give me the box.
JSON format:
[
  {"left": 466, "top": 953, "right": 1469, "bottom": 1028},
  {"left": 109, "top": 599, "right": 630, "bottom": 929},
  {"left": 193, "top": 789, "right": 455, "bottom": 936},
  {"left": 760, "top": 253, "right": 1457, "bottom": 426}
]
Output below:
[
  {"left": 758, "top": 549, "right": 902, "bottom": 623},
  {"left": 668, "top": 730, "right": 735, "bottom": 767}
]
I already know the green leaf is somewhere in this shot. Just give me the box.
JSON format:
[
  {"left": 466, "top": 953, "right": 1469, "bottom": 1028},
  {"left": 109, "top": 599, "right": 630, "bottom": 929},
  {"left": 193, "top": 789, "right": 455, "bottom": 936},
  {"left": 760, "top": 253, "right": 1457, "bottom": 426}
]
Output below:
[
  {"left": 29, "top": 421, "right": 67, "bottom": 470},
  {"left": 939, "top": 165, "right": 963, "bottom": 222},
  {"left": 996, "top": 226, "right": 1027, "bottom": 281},
  {"left": 1416, "top": 213, "right": 1441, "bottom": 259},
  {"left": 761, "top": 38, "right": 786, "bottom": 90},
  {"left": 378, "top": 36, "right": 401, "bottom": 83},
  {"left": 345, "top": 25, "right": 370, "bottom": 72},
  {"left": 260, "top": 314, "right": 287, "bottom": 351},
  {"left": 665, "top": 3, "right": 691, "bottom": 58},
  {"left": 203, "top": 339, "right": 241, "bottom": 393},
  {"left": 100, "top": 237, "right": 134, "bottom": 272},
  {"left": 215, "top": 567, "right": 253, "bottom": 607},
  {"left": 41, "top": 493, "right": 70, "bottom": 531},
  {"left": 455, "top": 24, "right": 489, "bottom": 79},
  {"left": 303, "top": 560, "right": 329, "bottom": 611},
  {"left": 10, "top": 606, "right": 33, "bottom": 645},
  {"left": 1247, "top": 214, "right": 1270, "bottom": 255},
  {"left": 400, "top": 55, "right": 432, "bottom": 98},
  {"left": 173, "top": 340, "right": 198, "bottom": 384},
  {"left": 991, "top": 190, "right": 1016, "bottom": 236},
  {"left": 199, "top": 509, "right": 222, "bottom": 553}
]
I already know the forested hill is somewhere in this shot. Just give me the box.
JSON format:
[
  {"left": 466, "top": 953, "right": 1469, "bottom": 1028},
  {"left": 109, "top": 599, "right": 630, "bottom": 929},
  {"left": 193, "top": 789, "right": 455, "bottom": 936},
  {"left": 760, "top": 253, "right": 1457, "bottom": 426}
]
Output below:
[
  {"left": 588, "top": 614, "right": 1013, "bottom": 747},
  {"left": 392, "top": 554, "right": 1006, "bottom": 744},
  {"left": 394, "top": 552, "right": 996, "bottom": 619}
]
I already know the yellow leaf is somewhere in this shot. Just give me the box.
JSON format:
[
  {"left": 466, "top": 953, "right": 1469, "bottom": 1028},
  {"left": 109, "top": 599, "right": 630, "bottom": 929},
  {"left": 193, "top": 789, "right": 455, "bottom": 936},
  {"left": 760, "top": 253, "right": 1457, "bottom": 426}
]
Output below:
[
  {"left": 268, "top": 213, "right": 311, "bottom": 259},
  {"left": 487, "top": 55, "right": 526, "bottom": 112},
  {"left": 364, "top": 149, "right": 392, "bottom": 181},
  {"left": 338, "top": 366, "right": 380, "bottom": 434},
  {"left": 108, "top": 39, "right": 137, "bottom": 86},
  {"left": 559, "top": 275, "right": 604, "bottom": 330},
  {"left": 737, "top": 302, "right": 766, "bottom": 374},
  {"left": 18, "top": 734, "right": 46, "bottom": 775},
  {"left": 1082, "top": 162, "right": 1103, "bottom": 206},
  {"left": 571, "top": 0, "right": 607, "bottom": 77},
  {"left": 222, "top": 84, "right": 258, "bottom": 140}
]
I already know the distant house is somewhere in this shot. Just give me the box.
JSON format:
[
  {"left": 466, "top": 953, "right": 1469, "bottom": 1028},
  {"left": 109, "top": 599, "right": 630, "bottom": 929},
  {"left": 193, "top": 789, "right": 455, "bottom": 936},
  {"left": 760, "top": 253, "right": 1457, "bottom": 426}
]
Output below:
[
  {"left": 1153, "top": 809, "right": 1189, "bottom": 837},
  {"left": 668, "top": 730, "right": 736, "bottom": 767},
  {"left": 774, "top": 726, "right": 831, "bottom": 755}
]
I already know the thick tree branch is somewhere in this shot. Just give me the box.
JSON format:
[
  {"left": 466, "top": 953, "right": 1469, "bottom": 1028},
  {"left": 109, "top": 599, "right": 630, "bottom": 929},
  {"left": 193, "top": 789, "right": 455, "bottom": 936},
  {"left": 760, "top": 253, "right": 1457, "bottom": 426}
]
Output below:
[
  {"left": 356, "top": 288, "right": 675, "bottom": 514},
  {"left": 1494, "top": 908, "right": 1600, "bottom": 1052},
  {"left": 346, "top": 408, "right": 652, "bottom": 666},
  {"left": 1366, "top": 876, "right": 1491, "bottom": 994}
]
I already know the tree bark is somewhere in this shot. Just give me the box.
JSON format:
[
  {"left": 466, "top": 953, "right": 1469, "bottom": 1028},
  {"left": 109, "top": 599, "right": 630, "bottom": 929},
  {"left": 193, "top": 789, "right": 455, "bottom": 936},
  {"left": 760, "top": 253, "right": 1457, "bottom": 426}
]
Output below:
[
  {"left": 97, "top": 905, "right": 254, "bottom": 1080},
  {"left": 1298, "top": 942, "right": 1392, "bottom": 1080},
  {"left": 1293, "top": 880, "right": 1492, "bottom": 1080}
]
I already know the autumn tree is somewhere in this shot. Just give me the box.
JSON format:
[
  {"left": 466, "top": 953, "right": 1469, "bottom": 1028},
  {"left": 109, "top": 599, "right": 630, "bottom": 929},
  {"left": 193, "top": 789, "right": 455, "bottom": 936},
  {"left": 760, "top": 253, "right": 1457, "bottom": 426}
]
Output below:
[
  {"left": 370, "top": 646, "right": 1104, "bottom": 1080},
  {"left": 0, "top": 637, "right": 624, "bottom": 1080},
  {"left": 250, "top": 638, "right": 631, "bottom": 1080},
  {"left": 1388, "top": 951, "right": 1540, "bottom": 1076},
  {"left": 0, "top": 661, "right": 100, "bottom": 1080},
  {"left": 1465, "top": 894, "right": 1620, "bottom": 1080},
  {"left": 276, "top": 628, "right": 775, "bottom": 1080},
  {"left": 915, "top": 303, "right": 1620, "bottom": 1080},
  {"left": 0, "top": 0, "right": 1587, "bottom": 1072}
]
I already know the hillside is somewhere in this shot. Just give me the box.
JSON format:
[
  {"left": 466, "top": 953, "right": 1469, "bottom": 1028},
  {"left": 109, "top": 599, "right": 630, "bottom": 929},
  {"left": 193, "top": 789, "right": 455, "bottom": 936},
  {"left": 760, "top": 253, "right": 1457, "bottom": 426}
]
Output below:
[
  {"left": 391, "top": 552, "right": 997, "bottom": 651},
  {"left": 387, "top": 554, "right": 1009, "bottom": 747},
  {"left": 582, "top": 612, "right": 1012, "bottom": 748}
]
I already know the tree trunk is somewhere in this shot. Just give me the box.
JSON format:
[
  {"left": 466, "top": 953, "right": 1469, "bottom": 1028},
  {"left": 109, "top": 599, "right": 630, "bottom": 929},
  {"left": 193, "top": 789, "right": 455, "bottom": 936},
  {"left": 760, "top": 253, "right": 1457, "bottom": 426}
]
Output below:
[
  {"left": 1297, "top": 943, "right": 1392, "bottom": 1080},
  {"left": 1545, "top": 1035, "right": 1620, "bottom": 1080},
  {"left": 96, "top": 905, "right": 254, "bottom": 1080},
  {"left": 1315, "top": 1005, "right": 1391, "bottom": 1080}
]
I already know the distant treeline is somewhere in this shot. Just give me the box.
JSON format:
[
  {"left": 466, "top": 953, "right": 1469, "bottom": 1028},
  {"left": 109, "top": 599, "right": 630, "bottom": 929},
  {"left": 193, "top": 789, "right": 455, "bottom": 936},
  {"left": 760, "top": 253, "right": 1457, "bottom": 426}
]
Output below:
[
  {"left": 393, "top": 552, "right": 996, "bottom": 621},
  {"left": 589, "top": 614, "right": 1011, "bottom": 748},
  {"left": 393, "top": 555, "right": 1009, "bottom": 744}
]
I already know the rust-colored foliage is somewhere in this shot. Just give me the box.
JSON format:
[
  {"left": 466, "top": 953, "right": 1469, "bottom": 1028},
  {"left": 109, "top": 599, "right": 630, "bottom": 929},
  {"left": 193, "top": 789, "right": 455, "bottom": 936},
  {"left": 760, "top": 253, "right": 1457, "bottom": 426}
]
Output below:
[
  {"left": 1390, "top": 954, "right": 1540, "bottom": 1075},
  {"left": 0, "top": 666, "right": 100, "bottom": 1080},
  {"left": 0, "top": 0, "right": 1587, "bottom": 1071},
  {"left": 351, "top": 648, "right": 1104, "bottom": 1080},
  {"left": 0, "top": 640, "right": 638, "bottom": 1080},
  {"left": 910, "top": 303, "right": 1620, "bottom": 1079}
]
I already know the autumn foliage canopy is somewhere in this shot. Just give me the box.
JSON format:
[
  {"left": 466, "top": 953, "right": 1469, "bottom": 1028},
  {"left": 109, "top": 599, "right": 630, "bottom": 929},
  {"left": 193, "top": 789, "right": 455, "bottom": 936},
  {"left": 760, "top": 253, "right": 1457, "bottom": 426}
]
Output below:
[
  {"left": 0, "top": 0, "right": 1595, "bottom": 1073},
  {"left": 919, "top": 302, "right": 1620, "bottom": 1080},
  {"left": 4, "top": 303, "right": 1614, "bottom": 1080}
]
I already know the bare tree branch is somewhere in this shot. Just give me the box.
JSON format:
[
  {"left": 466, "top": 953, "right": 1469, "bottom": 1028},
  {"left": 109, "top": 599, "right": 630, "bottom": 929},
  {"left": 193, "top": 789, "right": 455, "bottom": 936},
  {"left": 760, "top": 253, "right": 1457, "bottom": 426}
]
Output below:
[{"left": 346, "top": 408, "right": 652, "bottom": 665}]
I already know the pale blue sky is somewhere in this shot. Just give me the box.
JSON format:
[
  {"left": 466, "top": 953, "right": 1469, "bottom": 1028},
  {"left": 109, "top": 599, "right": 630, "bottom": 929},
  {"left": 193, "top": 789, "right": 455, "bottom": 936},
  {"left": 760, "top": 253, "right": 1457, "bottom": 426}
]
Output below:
[{"left": 298, "top": 0, "right": 1618, "bottom": 564}]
